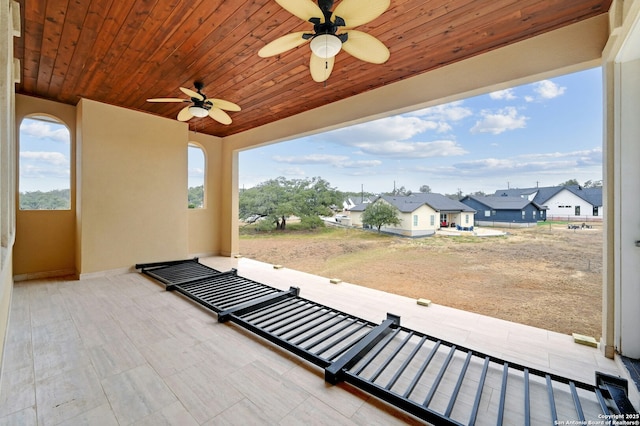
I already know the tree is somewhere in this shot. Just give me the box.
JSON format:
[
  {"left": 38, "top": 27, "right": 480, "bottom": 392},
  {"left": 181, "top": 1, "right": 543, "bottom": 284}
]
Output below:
[
  {"left": 419, "top": 185, "right": 431, "bottom": 193},
  {"left": 559, "top": 178, "right": 579, "bottom": 186},
  {"left": 188, "top": 185, "right": 204, "bottom": 208},
  {"left": 387, "top": 185, "right": 412, "bottom": 196},
  {"left": 362, "top": 201, "right": 401, "bottom": 232},
  {"left": 238, "top": 176, "right": 343, "bottom": 230},
  {"left": 583, "top": 179, "right": 602, "bottom": 188}
]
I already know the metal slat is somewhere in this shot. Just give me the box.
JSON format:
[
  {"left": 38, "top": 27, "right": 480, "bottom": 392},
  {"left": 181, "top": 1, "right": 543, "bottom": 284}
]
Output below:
[
  {"left": 423, "top": 345, "right": 457, "bottom": 407},
  {"left": 546, "top": 374, "right": 558, "bottom": 423},
  {"left": 444, "top": 350, "right": 472, "bottom": 418},
  {"left": 469, "top": 356, "right": 490, "bottom": 426}
]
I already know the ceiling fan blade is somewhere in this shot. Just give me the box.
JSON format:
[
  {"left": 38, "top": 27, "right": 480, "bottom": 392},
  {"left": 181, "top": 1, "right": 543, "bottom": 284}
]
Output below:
[
  {"left": 209, "top": 107, "right": 232, "bottom": 125},
  {"left": 209, "top": 98, "right": 241, "bottom": 112},
  {"left": 258, "top": 32, "right": 310, "bottom": 57},
  {"left": 177, "top": 106, "right": 194, "bottom": 122},
  {"left": 147, "top": 98, "right": 188, "bottom": 103},
  {"left": 276, "top": 0, "right": 324, "bottom": 23},
  {"left": 332, "top": 0, "right": 389, "bottom": 28},
  {"left": 342, "top": 30, "right": 390, "bottom": 64},
  {"left": 179, "top": 87, "right": 204, "bottom": 101},
  {"left": 310, "top": 53, "right": 334, "bottom": 83}
]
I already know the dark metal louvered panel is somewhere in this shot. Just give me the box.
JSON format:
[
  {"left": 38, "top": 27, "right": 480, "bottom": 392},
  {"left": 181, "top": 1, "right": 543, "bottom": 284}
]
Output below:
[
  {"left": 136, "top": 258, "right": 220, "bottom": 285},
  {"left": 137, "top": 259, "right": 637, "bottom": 424},
  {"left": 332, "top": 325, "right": 627, "bottom": 425}
]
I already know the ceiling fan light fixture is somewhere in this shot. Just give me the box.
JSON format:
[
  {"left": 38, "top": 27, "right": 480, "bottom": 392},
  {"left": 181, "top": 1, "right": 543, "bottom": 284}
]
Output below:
[
  {"left": 310, "top": 34, "right": 342, "bottom": 58},
  {"left": 189, "top": 105, "right": 209, "bottom": 117}
]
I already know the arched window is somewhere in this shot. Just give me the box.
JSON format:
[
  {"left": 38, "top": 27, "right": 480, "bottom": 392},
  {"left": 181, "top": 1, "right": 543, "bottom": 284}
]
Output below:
[
  {"left": 19, "top": 116, "right": 71, "bottom": 210},
  {"left": 188, "top": 144, "right": 206, "bottom": 208}
]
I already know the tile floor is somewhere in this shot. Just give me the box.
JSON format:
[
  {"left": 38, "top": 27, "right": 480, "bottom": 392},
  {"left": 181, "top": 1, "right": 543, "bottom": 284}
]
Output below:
[{"left": 0, "top": 256, "right": 628, "bottom": 425}]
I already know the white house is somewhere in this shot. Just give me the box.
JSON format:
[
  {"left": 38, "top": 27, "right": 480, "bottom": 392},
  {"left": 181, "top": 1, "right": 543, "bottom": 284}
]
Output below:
[
  {"left": 495, "top": 185, "right": 602, "bottom": 221},
  {"left": 349, "top": 194, "right": 476, "bottom": 237}
]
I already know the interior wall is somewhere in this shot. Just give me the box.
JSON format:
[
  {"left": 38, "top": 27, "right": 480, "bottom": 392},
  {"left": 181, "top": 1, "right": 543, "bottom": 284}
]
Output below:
[
  {"left": 13, "top": 95, "right": 76, "bottom": 279},
  {"left": 76, "top": 99, "right": 190, "bottom": 276},
  {"left": 187, "top": 131, "right": 223, "bottom": 257},
  {"left": 0, "top": 0, "right": 19, "bottom": 371}
]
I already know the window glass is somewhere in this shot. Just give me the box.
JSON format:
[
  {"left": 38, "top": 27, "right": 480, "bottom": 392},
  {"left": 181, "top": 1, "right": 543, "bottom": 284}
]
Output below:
[
  {"left": 430, "top": 215, "right": 434, "bottom": 226},
  {"left": 413, "top": 214, "right": 418, "bottom": 226},
  {"left": 188, "top": 144, "right": 205, "bottom": 208},
  {"left": 19, "top": 117, "right": 70, "bottom": 210}
]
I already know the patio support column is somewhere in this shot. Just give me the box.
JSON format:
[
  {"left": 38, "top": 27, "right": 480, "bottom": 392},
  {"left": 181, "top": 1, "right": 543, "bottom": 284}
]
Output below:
[
  {"left": 218, "top": 140, "right": 239, "bottom": 257},
  {"left": 602, "top": 0, "right": 640, "bottom": 359}
]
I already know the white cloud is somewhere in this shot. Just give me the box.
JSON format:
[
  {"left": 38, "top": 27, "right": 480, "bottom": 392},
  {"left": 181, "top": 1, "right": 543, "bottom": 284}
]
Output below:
[
  {"left": 411, "top": 101, "right": 473, "bottom": 122},
  {"left": 330, "top": 115, "right": 444, "bottom": 143},
  {"left": 272, "top": 154, "right": 382, "bottom": 169},
  {"left": 273, "top": 154, "right": 348, "bottom": 165},
  {"left": 351, "top": 140, "right": 468, "bottom": 158},
  {"left": 19, "top": 151, "right": 70, "bottom": 180},
  {"left": 489, "top": 89, "right": 516, "bottom": 100},
  {"left": 20, "top": 120, "right": 70, "bottom": 144},
  {"left": 526, "top": 80, "right": 566, "bottom": 102},
  {"left": 470, "top": 107, "right": 527, "bottom": 134},
  {"left": 20, "top": 151, "right": 68, "bottom": 165},
  {"left": 434, "top": 147, "right": 602, "bottom": 179},
  {"left": 188, "top": 167, "right": 204, "bottom": 177}
]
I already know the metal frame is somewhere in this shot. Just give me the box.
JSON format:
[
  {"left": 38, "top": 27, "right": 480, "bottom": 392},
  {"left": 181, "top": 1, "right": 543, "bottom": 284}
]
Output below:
[{"left": 136, "top": 259, "right": 637, "bottom": 424}]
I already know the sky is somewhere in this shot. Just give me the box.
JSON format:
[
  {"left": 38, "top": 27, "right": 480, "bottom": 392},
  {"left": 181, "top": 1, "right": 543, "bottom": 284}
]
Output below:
[
  {"left": 19, "top": 67, "right": 603, "bottom": 195},
  {"left": 239, "top": 67, "right": 603, "bottom": 195}
]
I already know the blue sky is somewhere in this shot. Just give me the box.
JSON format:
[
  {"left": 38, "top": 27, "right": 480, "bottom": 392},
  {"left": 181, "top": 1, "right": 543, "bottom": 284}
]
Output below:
[
  {"left": 19, "top": 67, "right": 602, "bottom": 195},
  {"left": 239, "top": 67, "right": 603, "bottom": 195}
]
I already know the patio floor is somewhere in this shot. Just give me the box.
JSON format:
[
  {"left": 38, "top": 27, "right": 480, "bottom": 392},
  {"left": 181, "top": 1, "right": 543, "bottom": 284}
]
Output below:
[{"left": 0, "top": 256, "right": 627, "bottom": 425}]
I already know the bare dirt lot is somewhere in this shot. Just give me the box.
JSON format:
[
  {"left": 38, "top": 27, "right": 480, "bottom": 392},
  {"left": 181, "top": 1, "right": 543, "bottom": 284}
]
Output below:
[{"left": 239, "top": 223, "right": 603, "bottom": 338}]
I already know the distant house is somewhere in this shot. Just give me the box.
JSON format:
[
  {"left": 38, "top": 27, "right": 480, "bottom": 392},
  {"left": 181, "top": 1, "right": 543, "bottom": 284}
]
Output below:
[
  {"left": 494, "top": 185, "right": 603, "bottom": 221},
  {"left": 460, "top": 195, "right": 547, "bottom": 227},
  {"left": 349, "top": 193, "right": 476, "bottom": 237}
]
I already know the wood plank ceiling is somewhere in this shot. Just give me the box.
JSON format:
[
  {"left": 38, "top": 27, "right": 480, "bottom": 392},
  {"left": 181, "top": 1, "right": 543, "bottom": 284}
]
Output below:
[{"left": 14, "top": 0, "right": 611, "bottom": 138}]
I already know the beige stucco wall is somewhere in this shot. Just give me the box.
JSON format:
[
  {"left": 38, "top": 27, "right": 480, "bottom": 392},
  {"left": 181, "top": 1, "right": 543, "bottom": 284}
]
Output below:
[
  {"left": 13, "top": 95, "right": 77, "bottom": 279},
  {"left": 76, "top": 99, "right": 190, "bottom": 276}
]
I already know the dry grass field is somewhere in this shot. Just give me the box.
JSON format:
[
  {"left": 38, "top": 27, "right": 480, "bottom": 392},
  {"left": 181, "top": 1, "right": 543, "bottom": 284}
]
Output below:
[{"left": 239, "top": 222, "right": 603, "bottom": 339}]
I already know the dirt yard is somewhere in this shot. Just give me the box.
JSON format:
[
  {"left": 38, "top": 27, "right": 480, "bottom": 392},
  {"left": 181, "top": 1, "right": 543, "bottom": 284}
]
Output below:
[{"left": 239, "top": 223, "right": 603, "bottom": 338}]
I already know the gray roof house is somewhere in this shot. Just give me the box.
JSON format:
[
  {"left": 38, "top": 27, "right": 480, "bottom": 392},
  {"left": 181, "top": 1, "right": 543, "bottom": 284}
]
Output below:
[
  {"left": 494, "top": 185, "right": 603, "bottom": 220},
  {"left": 349, "top": 193, "right": 476, "bottom": 236},
  {"left": 460, "top": 195, "right": 547, "bottom": 227}
]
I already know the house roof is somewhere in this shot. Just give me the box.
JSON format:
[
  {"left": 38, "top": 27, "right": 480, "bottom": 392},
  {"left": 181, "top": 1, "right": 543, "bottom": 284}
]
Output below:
[
  {"left": 381, "top": 194, "right": 475, "bottom": 214},
  {"left": 14, "top": 0, "right": 612, "bottom": 138},
  {"left": 494, "top": 185, "right": 602, "bottom": 207},
  {"left": 462, "top": 195, "right": 547, "bottom": 211}
]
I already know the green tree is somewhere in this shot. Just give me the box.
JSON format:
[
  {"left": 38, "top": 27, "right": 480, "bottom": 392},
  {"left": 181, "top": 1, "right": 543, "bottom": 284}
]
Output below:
[
  {"left": 362, "top": 201, "right": 401, "bottom": 232},
  {"left": 188, "top": 185, "right": 204, "bottom": 208},
  {"left": 19, "top": 189, "right": 70, "bottom": 210},
  {"left": 239, "top": 176, "right": 343, "bottom": 230},
  {"left": 419, "top": 185, "right": 431, "bottom": 193},
  {"left": 559, "top": 178, "right": 579, "bottom": 186},
  {"left": 583, "top": 179, "right": 602, "bottom": 188}
]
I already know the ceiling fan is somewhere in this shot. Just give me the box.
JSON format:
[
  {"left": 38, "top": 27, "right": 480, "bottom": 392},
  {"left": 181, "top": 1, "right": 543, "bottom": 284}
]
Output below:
[
  {"left": 258, "top": 0, "right": 390, "bottom": 83},
  {"left": 146, "top": 81, "right": 241, "bottom": 125}
]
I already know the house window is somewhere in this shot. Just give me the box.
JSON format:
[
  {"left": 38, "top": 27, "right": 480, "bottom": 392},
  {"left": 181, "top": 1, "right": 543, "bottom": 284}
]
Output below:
[
  {"left": 430, "top": 215, "right": 435, "bottom": 226},
  {"left": 413, "top": 215, "right": 418, "bottom": 226},
  {"left": 465, "top": 214, "right": 469, "bottom": 224},
  {"left": 575, "top": 206, "right": 581, "bottom": 216},
  {"left": 533, "top": 211, "right": 536, "bottom": 219},
  {"left": 522, "top": 211, "right": 526, "bottom": 220},
  {"left": 188, "top": 144, "right": 205, "bottom": 208},
  {"left": 593, "top": 206, "right": 598, "bottom": 216},
  {"left": 492, "top": 210, "right": 496, "bottom": 216},
  {"left": 484, "top": 210, "right": 490, "bottom": 217},
  {"left": 19, "top": 116, "right": 71, "bottom": 210}
]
